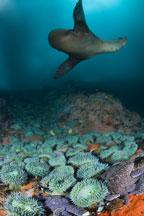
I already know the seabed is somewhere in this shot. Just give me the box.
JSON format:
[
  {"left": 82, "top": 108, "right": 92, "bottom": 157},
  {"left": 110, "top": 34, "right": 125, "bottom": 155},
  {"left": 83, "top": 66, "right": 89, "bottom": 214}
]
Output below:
[{"left": 0, "top": 82, "right": 144, "bottom": 216}]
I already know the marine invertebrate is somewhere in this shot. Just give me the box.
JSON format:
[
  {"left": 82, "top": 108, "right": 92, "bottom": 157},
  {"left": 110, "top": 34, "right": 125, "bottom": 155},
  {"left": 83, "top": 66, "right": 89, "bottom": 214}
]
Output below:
[
  {"left": 67, "top": 135, "right": 79, "bottom": 145},
  {"left": 0, "top": 165, "right": 27, "bottom": 186},
  {"left": 72, "top": 143, "right": 88, "bottom": 150},
  {"left": 68, "top": 152, "right": 99, "bottom": 166},
  {"left": 25, "top": 130, "right": 34, "bottom": 137},
  {"left": 77, "top": 161, "right": 109, "bottom": 179},
  {"left": 110, "top": 132, "right": 123, "bottom": 140},
  {"left": 79, "top": 135, "right": 94, "bottom": 144},
  {"left": 96, "top": 134, "right": 112, "bottom": 144},
  {"left": 38, "top": 151, "right": 55, "bottom": 159},
  {"left": 66, "top": 147, "right": 81, "bottom": 157},
  {"left": 6, "top": 153, "right": 24, "bottom": 163},
  {"left": 24, "top": 157, "right": 40, "bottom": 164},
  {"left": 44, "top": 138, "right": 64, "bottom": 148},
  {"left": 99, "top": 140, "right": 138, "bottom": 162},
  {"left": 110, "top": 151, "right": 129, "bottom": 162},
  {"left": 120, "top": 135, "right": 135, "bottom": 142},
  {"left": 41, "top": 174, "right": 76, "bottom": 195},
  {"left": 56, "top": 144, "right": 69, "bottom": 152},
  {"left": 123, "top": 141, "right": 138, "bottom": 156},
  {"left": 41, "top": 165, "right": 76, "bottom": 195},
  {"left": 35, "top": 194, "right": 89, "bottom": 216},
  {"left": 10, "top": 161, "right": 25, "bottom": 169},
  {"left": 38, "top": 144, "right": 53, "bottom": 153},
  {"left": 0, "top": 144, "right": 12, "bottom": 156},
  {"left": 10, "top": 142, "right": 24, "bottom": 154},
  {"left": 49, "top": 155, "right": 66, "bottom": 167},
  {"left": 4, "top": 192, "right": 45, "bottom": 216},
  {"left": 70, "top": 178, "right": 108, "bottom": 207},
  {"left": 99, "top": 145, "right": 120, "bottom": 160},
  {"left": 25, "top": 162, "right": 50, "bottom": 177},
  {"left": 22, "top": 145, "right": 38, "bottom": 158},
  {"left": 48, "top": 165, "right": 75, "bottom": 177},
  {"left": 87, "top": 132, "right": 101, "bottom": 138}
]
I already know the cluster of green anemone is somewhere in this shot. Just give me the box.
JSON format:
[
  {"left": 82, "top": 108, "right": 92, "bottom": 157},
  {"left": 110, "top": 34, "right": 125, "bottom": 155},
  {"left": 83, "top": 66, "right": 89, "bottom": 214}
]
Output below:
[
  {"left": 94, "top": 133, "right": 138, "bottom": 162},
  {"left": 0, "top": 131, "right": 142, "bottom": 215}
]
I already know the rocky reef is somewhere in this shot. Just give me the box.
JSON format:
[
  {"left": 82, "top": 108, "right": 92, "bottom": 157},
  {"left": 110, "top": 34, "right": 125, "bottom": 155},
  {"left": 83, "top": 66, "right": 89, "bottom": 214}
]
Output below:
[
  {"left": 56, "top": 92, "right": 143, "bottom": 135},
  {"left": 0, "top": 82, "right": 144, "bottom": 216}
]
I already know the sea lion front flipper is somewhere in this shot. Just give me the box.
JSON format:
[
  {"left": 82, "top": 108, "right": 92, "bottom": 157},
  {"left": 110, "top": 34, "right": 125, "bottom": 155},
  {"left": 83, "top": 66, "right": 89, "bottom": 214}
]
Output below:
[
  {"left": 73, "top": 0, "right": 89, "bottom": 33},
  {"left": 54, "top": 56, "right": 80, "bottom": 79}
]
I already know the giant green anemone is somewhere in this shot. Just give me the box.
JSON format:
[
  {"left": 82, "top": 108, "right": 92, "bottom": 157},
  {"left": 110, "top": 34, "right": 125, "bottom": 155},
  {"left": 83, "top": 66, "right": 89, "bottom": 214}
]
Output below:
[
  {"left": 49, "top": 165, "right": 75, "bottom": 176},
  {"left": 41, "top": 174, "right": 76, "bottom": 195},
  {"left": 68, "top": 152, "right": 99, "bottom": 166},
  {"left": 77, "top": 161, "right": 109, "bottom": 179},
  {"left": 79, "top": 134, "right": 94, "bottom": 144},
  {"left": 41, "top": 165, "right": 76, "bottom": 195},
  {"left": 49, "top": 155, "right": 66, "bottom": 167},
  {"left": 70, "top": 178, "right": 108, "bottom": 207},
  {"left": 25, "top": 162, "right": 50, "bottom": 177},
  {"left": 4, "top": 192, "right": 45, "bottom": 216},
  {"left": 0, "top": 165, "right": 27, "bottom": 186},
  {"left": 66, "top": 148, "right": 81, "bottom": 157}
]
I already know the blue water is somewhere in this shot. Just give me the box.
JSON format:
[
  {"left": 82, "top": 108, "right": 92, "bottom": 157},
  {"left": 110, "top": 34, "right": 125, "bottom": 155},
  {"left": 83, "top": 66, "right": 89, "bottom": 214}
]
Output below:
[{"left": 0, "top": 0, "right": 144, "bottom": 114}]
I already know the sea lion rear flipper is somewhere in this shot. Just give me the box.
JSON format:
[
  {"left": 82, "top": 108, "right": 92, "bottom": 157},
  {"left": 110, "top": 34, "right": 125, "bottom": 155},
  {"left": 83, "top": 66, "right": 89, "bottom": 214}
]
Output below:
[
  {"left": 54, "top": 56, "right": 80, "bottom": 79},
  {"left": 73, "top": 0, "right": 89, "bottom": 33}
]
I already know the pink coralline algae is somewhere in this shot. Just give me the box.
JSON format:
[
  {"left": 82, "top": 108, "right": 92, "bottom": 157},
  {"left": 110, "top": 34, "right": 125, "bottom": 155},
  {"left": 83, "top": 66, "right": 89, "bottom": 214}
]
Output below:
[{"left": 57, "top": 92, "right": 144, "bottom": 134}]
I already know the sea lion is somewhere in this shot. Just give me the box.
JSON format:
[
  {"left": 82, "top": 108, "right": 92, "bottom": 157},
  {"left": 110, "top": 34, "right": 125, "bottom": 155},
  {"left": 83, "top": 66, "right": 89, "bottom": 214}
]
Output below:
[{"left": 48, "top": 0, "right": 127, "bottom": 79}]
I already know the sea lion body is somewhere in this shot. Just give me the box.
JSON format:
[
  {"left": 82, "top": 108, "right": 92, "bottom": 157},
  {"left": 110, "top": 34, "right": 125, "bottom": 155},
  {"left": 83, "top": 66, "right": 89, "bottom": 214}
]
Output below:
[
  {"left": 48, "top": 0, "right": 127, "bottom": 78},
  {"left": 49, "top": 29, "right": 102, "bottom": 59}
]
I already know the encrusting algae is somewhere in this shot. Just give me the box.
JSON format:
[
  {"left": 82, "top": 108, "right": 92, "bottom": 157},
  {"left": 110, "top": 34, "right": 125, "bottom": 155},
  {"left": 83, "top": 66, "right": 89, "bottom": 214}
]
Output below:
[{"left": 99, "top": 193, "right": 144, "bottom": 216}]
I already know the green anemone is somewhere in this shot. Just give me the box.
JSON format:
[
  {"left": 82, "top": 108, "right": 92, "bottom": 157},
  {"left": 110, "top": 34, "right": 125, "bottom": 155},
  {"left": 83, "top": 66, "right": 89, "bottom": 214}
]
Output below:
[
  {"left": 79, "top": 135, "right": 94, "bottom": 144},
  {"left": 38, "top": 151, "right": 55, "bottom": 159},
  {"left": 96, "top": 135, "right": 112, "bottom": 144},
  {"left": 72, "top": 143, "right": 88, "bottom": 151},
  {"left": 41, "top": 174, "right": 76, "bottom": 195},
  {"left": 41, "top": 165, "right": 75, "bottom": 195},
  {"left": 123, "top": 141, "right": 138, "bottom": 156},
  {"left": 24, "top": 157, "right": 40, "bottom": 164},
  {"left": 6, "top": 153, "right": 24, "bottom": 163},
  {"left": 0, "top": 165, "right": 27, "bottom": 186},
  {"left": 70, "top": 178, "right": 108, "bottom": 207},
  {"left": 10, "top": 161, "right": 25, "bottom": 169},
  {"left": 56, "top": 144, "right": 68, "bottom": 152},
  {"left": 68, "top": 152, "right": 99, "bottom": 166},
  {"left": 67, "top": 135, "right": 79, "bottom": 145},
  {"left": 66, "top": 148, "right": 81, "bottom": 157},
  {"left": 110, "top": 151, "right": 129, "bottom": 162},
  {"left": 49, "top": 165, "right": 74, "bottom": 177},
  {"left": 99, "top": 145, "right": 119, "bottom": 159},
  {"left": 4, "top": 192, "right": 45, "bottom": 216},
  {"left": 49, "top": 155, "right": 66, "bottom": 166},
  {"left": 25, "top": 162, "right": 50, "bottom": 177},
  {"left": 77, "top": 161, "right": 109, "bottom": 179}
]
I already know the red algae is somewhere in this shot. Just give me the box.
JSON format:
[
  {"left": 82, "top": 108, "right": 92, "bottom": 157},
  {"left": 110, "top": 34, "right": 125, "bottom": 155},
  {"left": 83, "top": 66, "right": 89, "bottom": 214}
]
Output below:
[
  {"left": 99, "top": 194, "right": 144, "bottom": 216},
  {"left": 0, "top": 197, "right": 6, "bottom": 216},
  {"left": 88, "top": 143, "right": 100, "bottom": 151},
  {"left": 20, "top": 183, "right": 33, "bottom": 191},
  {"left": 137, "top": 149, "right": 143, "bottom": 153}
]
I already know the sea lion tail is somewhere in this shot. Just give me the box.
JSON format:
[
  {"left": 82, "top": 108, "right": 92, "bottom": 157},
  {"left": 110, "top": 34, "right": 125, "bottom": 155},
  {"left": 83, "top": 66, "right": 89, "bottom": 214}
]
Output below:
[
  {"left": 54, "top": 56, "right": 80, "bottom": 79},
  {"left": 73, "top": 0, "right": 89, "bottom": 33}
]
